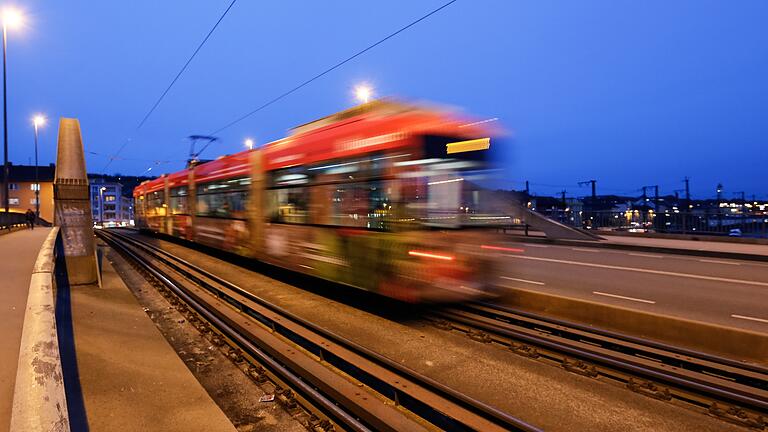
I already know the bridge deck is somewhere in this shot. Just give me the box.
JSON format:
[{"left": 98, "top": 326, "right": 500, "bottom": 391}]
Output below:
[{"left": 0, "top": 227, "right": 52, "bottom": 432}]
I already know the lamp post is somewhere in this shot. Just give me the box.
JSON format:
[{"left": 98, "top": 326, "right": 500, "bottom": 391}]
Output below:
[
  {"left": 32, "top": 114, "right": 45, "bottom": 219},
  {"left": 99, "top": 186, "right": 106, "bottom": 226},
  {"left": 2, "top": 8, "right": 21, "bottom": 218}
]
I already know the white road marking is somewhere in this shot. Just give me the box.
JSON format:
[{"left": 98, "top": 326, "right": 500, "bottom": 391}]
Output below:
[
  {"left": 571, "top": 247, "right": 600, "bottom": 253},
  {"left": 628, "top": 253, "right": 663, "bottom": 259},
  {"left": 504, "top": 254, "right": 768, "bottom": 287},
  {"left": 699, "top": 259, "right": 741, "bottom": 266},
  {"left": 731, "top": 314, "right": 768, "bottom": 324},
  {"left": 592, "top": 291, "right": 656, "bottom": 304},
  {"left": 500, "top": 276, "right": 545, "bottom": 285},
  {"left": 299, "top": 264, "right": 315, "bottom": 270},
  {"left": 525, "top": 244, "right": 550, "bottom": 248}
]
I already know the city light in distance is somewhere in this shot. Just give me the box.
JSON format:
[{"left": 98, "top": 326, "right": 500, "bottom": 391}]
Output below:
[
  {"left": 2, "top": 7, "right": 23, "bottom": 29},
  {"left": 354, "top": 84, "right": 373, "bottom": 104}
]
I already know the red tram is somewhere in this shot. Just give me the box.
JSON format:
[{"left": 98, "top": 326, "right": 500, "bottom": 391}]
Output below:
[{"left": 134, "top": 100, "right": 504, "bottom": 302}]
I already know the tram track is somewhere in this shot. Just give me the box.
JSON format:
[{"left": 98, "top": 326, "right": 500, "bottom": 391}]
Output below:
[
  {"left": 97, "top": 229, "right": 540, "bottom": 432},
  {"left": 431, "top": 304, "right": 768, "bottom": 430}
]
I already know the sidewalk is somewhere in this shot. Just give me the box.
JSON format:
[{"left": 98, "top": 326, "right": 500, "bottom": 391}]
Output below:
[
  {"left": 58, "top": 245, "right": 237, "bottom": 431},
  {"left": 600, "top": 234, "right": 768, "bottom": 258},
  {"left": 0, "top": 227, "right": 52, "bottom": 432}
]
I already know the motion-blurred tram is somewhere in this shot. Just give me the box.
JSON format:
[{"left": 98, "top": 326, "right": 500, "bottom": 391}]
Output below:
[{"left": 134, "top": 100, "right": 505, "bottom": 302}]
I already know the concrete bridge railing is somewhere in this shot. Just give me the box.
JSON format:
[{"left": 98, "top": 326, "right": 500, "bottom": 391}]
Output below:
[{"left": 10, "top": 227, "right": 70, "bottom": 432}]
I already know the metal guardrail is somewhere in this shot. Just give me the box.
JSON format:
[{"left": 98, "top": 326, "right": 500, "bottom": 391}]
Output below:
[{"left": 10, "top": 227, "right": 70, "bottom": 432}]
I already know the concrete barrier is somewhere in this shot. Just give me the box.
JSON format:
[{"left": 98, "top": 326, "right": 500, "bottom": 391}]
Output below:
[
  {"left": 10, "top": 227, "right": 70, "bottom": 432},
  {"left": 505, "top": 287, "right": 768, "bottom": 365}
]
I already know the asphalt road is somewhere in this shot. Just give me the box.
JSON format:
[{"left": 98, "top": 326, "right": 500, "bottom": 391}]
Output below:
[{"left": 493, "top": 241, "right": 768, "bottom": 333}]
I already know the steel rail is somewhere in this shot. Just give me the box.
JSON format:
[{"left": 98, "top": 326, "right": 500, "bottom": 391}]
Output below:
[
  {"left": 432, "top": 305, "right": 768, "bottom": 427},
  {"left": 100, "top": 230, "right": 373, "bottom": 432},
  {"left": 99, "top": 229, "right": 541, "bottom": 432},
  {"left": 476, "top": 301, "right": 768, "bottom": 376}
]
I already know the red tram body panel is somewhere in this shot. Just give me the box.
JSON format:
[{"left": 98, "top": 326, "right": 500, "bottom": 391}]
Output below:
[{"left": 134, "top": 100, "right": 503, "bottom": 303}]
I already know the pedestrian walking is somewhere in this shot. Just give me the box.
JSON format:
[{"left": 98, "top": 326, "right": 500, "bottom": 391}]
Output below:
[{"left": 25, "top": 208, "right": 35, "bottom": 230}]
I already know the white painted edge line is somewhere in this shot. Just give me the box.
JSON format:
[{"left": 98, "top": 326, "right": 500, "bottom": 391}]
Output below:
[
  {"left": 731, "top": 314, "right": 768, "bottom": 324},
  {"left": 628, "top": 253, "right": 664, "bottom": 259},
  {"left": 571, "top": 247, "right": 600, "bottom": 252},
  {"left": 500, "top": 276, "right": 545, "bottom": 285},
  {"left": 504, "top": 254, "right": 768, "bottom": 287},
  {"left": 592, "top": 291, "right": 656, "bottom": 304},
  {"left": 524, "top": 244, "right": 550, "bottom": 248},
  {"left": 699, "top": 259, "right": 741, "bottom": 266},
  {"left": 299, "top": 264, "right": 315, "bottom": 270}
]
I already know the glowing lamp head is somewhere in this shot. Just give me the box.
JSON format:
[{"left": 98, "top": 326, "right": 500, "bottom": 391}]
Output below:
[
  {"left": 354, "top": 84, "right": 372, "bottom": 104},
  {"left": 33, "top": 114, "right": 46, "bottom": 128},
  {"left": 2, "top": 8, "right": 23, "bottom": 29},
  {"left": 244, "top": 138, "right": 254, "bottom": 150}
]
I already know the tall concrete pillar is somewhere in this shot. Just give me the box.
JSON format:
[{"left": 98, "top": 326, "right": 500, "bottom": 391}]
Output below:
[{"left": 54, "top": 118, "right": 97, "bottom": 285}]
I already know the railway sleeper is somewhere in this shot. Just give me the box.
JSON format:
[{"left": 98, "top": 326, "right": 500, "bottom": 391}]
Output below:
[
  {"left": 708, "top": 402, "right": 766, "bottom": 430},
  {"left": 626, "top": 378, "right": 672, "bottom": 401}
]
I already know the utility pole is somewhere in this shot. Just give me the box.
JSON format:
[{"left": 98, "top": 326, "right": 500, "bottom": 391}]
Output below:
[
  {"left": 561, "top": 190, "right": 567, "bottom": 223},
  {"left": 578, "top": 179, "right": 596, "bottom": 228},
  {"left": 734, "top": 191, "right": 746, "bottom": 232},
  {"left": 682, "top": 177, "right": 690, "bottom": 234},
  {"left": 716, "top": 183, "right": 723, "bottom": 231},
  {"left": 524, "top": 180, "right": 530, "bottom": 206}
]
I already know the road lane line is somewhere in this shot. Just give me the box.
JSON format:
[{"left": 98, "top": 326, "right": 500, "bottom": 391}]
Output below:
[
  {"left": 504, "top": 254, "right": 768, "bottom": 287},
  {"left": 525, "top": 244, "right": 550, "bottom": 248},
  {"left": 592, "top": 291, "right": 656, "bottom": 304},
  {"left": 571, "top": 248, "right": 601, "bottom": 253},
  {"left": 628, "top": 253, "right": 663, "bottom": 259},
  {"left": 699, "top": 259, "right": 741, "bottom": 266},
  {"left": 500, "top": 276, "right": 545, "bottom": 285},
  {"left": 731, "top": 314, "right": 768, "bottom": 324}
]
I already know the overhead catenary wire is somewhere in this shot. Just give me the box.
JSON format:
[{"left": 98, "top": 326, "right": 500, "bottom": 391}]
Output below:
[
  {"left": 102, "top": 0, "right": 239, "bottom": 172},
  {"left": 209, "top": 0, "right": 459, "bottom": 136}
]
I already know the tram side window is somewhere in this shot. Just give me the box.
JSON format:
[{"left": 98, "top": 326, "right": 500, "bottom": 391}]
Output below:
[
  {"left": 196, "top": 177, "right": 250, "bottom": 219},
  {"left": 134, "top": 196, "right": 143, "bottom": 216},
  {"left": 267, "top": 168, "right": 309, "bottom": 224},
  {"left": 169, "top": 186, "right": 189, "bottom": 215},
  {"left": 146, "top": 191, "right": 165, "bottom": 216}
]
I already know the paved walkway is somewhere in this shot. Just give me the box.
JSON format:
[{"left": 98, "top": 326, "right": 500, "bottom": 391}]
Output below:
[
  {"left": 61, "top": 244, "right": 236, "bottom": 432},
  {"left": 0, "top": 227, "right": 52, "bottom": 432},
  {"left": 601, "top": 234, "right": 768, "bottom": 257}
]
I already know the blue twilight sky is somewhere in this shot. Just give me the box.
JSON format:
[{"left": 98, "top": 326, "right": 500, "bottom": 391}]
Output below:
[{"left": 6, "top": 1, "right": 768, "bottom": 198}]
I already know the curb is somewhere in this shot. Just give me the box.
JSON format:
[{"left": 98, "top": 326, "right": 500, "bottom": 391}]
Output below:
[
  {"left": 10, "top": 227, "right": 70, "bottom": 432},
  {"left": 509, "top": 235, "right": 768, "bottom": 262}
]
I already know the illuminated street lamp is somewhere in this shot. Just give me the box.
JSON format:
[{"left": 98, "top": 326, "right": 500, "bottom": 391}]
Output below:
[
  {"left": 99, "top": 186, "right": 106, "bottom": 226},
  {"left": 32, "top": 114, "right": 45, "bottom": 219},
  {"left": 244, "top": 138, "right": 254, "bottom": 150},
  {"left": 355, "top": 84, "right": 372, "bottom": 104},
  {"left": 2, "top": 7, "right": 23, "bottom": 218}
]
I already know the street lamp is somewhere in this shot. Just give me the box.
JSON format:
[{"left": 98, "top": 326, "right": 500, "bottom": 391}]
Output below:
[
  {"left": 2, "top": 7, "right": 22, "bottom": 218},
  {"left": 99, "top": 186, "right": 106, "bottom": 226},
  {"left": 354, "top": 84, "right": 372, "bottom": 104},
  {"left": 32, "top": 114, "right": 45, "bottom": 219},
  {"left": 244, "top": 138, "right": 254, "bottom": 150}
]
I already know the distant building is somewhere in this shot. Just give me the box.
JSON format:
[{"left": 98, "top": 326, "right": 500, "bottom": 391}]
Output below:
[
  {"left": 1, "top": 163, "right": 56, "bottom": 223},
  {"left": 89, "top": 177, "right": 134, "bottom": 226}
]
